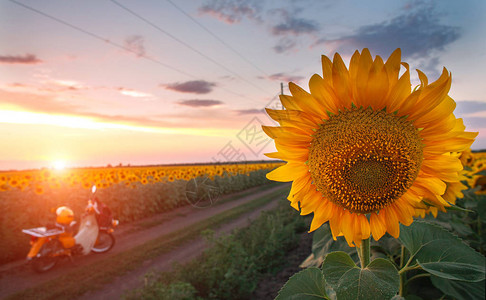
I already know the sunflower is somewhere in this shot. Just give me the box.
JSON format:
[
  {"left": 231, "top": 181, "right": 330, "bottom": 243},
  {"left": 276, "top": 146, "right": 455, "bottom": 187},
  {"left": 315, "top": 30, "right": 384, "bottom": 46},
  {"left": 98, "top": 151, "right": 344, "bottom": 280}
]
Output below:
[{"left": 264, "top": 49, "right": 477, "bottom": 247}]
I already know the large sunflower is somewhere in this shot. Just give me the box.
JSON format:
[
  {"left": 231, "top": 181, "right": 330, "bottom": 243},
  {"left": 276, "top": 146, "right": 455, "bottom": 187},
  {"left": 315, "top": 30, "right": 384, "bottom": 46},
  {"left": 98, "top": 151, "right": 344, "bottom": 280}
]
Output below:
[{"left": 264, "top": 49, "right": 477, "bottom": 247}]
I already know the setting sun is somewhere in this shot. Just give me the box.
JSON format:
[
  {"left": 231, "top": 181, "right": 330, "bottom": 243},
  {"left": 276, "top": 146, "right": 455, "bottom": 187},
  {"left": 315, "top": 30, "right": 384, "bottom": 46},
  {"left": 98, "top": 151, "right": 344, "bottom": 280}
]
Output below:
[{"left": 52, "top": 160, "right": 67, "bottom": 170}]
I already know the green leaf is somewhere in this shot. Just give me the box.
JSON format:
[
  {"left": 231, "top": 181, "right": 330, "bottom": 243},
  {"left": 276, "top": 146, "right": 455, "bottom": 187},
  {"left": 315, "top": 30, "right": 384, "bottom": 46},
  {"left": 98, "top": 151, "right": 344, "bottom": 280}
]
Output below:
[
  {"left": 430, "top": 276, "right": 485, "bottom": 300},
  {"left": 275, "top": 267, "right": 329, "bottom": 300},
  {"left": 322, "top": 252, "right": 399, "bottom": 300},
  {"left": 415, "top": 239, "right": 485, "bottom": 282},
  {"left": 398, "top": 221, "right": 456, "bottom": 256},
  {"left": 321, "top": 252, "right": 356, "bottom": 287},
  {"left": 399, "top": 221, "right": 486, "bottom": 282},
  {"left": 449, "top": 219, "right": 474, "bottom": 237},
  {"left": 445, "top": 204, "right": 474, "bottom": 213}
]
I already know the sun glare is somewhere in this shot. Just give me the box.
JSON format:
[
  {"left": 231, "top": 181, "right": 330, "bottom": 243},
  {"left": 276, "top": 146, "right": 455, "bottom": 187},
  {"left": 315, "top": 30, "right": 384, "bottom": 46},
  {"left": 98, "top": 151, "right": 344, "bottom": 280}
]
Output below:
[{"left": 53, "top": 160, "right": 67, "bottom": 170}]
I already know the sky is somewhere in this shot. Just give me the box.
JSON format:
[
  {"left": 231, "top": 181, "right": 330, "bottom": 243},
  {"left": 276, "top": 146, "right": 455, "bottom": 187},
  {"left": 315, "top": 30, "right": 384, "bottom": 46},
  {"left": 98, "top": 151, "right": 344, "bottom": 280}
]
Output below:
[{"left": 0, "top": 0, "right": 485, "bottom": 171}]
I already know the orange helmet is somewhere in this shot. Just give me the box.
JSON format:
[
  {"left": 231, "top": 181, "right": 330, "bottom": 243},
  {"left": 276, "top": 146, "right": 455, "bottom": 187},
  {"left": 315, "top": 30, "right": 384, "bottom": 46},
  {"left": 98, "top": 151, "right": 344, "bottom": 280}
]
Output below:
[{"left": 56, "top": 206, "right": 74, "bottom": 224}]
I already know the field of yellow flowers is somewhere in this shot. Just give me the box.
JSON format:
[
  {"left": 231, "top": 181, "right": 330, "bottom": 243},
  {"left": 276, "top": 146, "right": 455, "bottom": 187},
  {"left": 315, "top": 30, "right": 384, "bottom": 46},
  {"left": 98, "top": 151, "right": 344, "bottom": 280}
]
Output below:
[{"left": 0, "top": 161, "right": 284, "bottom": 264}]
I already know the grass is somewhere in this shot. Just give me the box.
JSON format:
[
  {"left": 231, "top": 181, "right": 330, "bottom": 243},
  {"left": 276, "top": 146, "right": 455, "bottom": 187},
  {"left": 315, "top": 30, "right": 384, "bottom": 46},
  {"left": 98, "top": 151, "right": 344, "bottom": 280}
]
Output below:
[
  {"left": 126, "top": 195, "right": 309, "bottom": 300},
  {"left": 5, "top": 184, "right": 290, "bottom": 300}
]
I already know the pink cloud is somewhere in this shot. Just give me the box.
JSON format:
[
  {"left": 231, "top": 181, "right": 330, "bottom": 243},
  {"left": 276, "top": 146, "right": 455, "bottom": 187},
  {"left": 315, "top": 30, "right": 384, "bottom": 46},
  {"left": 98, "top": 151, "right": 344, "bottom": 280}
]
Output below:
[{"left": 0, "top": 54, "right": 42, "bottom": 64}]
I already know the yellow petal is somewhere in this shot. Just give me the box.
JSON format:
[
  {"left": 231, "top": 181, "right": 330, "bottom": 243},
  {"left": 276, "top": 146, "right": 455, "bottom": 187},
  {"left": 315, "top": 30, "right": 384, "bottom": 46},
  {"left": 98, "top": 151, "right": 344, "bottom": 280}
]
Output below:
[
  {"left": 366, "top": 56, "right": 389, "bottom": 110},
  {"left": 386, "top": 68, "right": 411, "bottom": 113},
  {"left": 321, "top": 54, "right": 333, "bottom": 84},
  {"left": 262, "top": 125, "right": 311, "bottom": 139},
  {"left": 329, "top": 205, "right": 343, "bottom": 240},
  {"left": 416, "top": 69, "right": 428, "bottom": 87},
  {"left": 349, "top": 50, "right": 361, "bottom": 82},
  {"left": 383, "top": 208, "right": 400, "bottom": 238},
  {"left": 408, "top": 69, "right": 451, "bottom": 121},
  {"left": 392, "top": 200, "right": 414, "bottom": 226},
  {"left": 340, "top": 210, "right": 355, "bottom": 246},
  {"left": 300, "top": 188, "right": 323, "bottom": 215},
  {"left": 384, "top": 48, "right": 402, "bottom": 88},
  {"left": 288, "top": 82, "right": 328, "bottom": 118},
  {"left": 421, "top": 155, "right": 463, "bottom": 173},
  {"left": 357, "top": 214, "right": 371, "bottom": 241},
  {"left": 354, "top": 49, "right": 373, "bottom": 108},
  {"left": 396, "top": 89, "right": 420, "bottom": 117},
  {"left": 264, "top": 149, "right": 308, "bottom": 162},
  {"left": 265, "top": 108, "right": 319, "bottom": 129},
  {"left": 308, "top": 74, "right": 339, "bottom": 114},
  {"left": 370, "top": 212, "right": 386, "bottom": 241},
  {"left": 414, "top": 95, "right": 456, "bottom": 128},
  {"left": 266, "top": 162, "right": 308, "bottom": 182},
  {"left": 413, "top": 175, "right": 447, "bottom": 196},
  {"left": 332, "top": 52, "right": 352, "bottom": 109},
  {"left": 288, "top": 175, "right": 313, "bottom": 201},
  {"left": 279, "top": 94, "right": 301, "bottom": 111}
]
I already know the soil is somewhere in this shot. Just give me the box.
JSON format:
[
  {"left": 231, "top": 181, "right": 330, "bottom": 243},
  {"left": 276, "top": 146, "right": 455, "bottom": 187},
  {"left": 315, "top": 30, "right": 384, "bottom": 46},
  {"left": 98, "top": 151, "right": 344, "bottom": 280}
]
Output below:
[
  {"left": 252, "top": 230, "right": 314, "bottom": 300},
  {"left": 0, "top": 184, "right": 288, "bottom": 300}
]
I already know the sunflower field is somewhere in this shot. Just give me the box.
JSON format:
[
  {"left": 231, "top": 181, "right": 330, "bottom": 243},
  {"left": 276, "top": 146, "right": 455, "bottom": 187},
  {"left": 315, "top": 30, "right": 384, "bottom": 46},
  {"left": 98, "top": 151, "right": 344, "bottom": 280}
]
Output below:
[{"left": 0, "top": 161, "right": 283, "bottom": 264}]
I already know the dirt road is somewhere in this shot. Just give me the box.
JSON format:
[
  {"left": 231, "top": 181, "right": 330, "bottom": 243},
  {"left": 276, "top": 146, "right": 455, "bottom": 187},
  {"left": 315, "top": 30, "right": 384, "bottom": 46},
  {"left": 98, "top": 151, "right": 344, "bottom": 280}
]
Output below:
[{"left": 0, "top": 184, "right": 288, "bottom": 299}]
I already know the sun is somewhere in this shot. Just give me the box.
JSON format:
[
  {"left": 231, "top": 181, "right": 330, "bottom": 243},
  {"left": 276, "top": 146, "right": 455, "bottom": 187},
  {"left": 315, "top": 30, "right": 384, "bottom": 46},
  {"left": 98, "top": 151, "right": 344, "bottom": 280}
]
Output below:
[{"left": 52, "top": 160, "right": 67, "bottom": 170}]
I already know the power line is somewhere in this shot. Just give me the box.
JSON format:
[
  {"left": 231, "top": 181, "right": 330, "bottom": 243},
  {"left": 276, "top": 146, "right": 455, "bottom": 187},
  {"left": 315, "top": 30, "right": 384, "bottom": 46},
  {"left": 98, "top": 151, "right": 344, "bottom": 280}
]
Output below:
[
  {"left": 109, "top": 0, "right": 272, "bottom": 95},
  {"left": 8, "top": 0, "right": 195, "bottom": 79},
  {"left": 8, "top": 0, "right": 255, "bottom": 100},
  {"left": 164, "top": 0, "right": 270, "bottom": 77}
]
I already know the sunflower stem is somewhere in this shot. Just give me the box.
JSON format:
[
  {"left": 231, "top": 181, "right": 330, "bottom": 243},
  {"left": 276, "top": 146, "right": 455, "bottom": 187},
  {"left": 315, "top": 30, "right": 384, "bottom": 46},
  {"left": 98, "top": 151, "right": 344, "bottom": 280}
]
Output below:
[
  {"left": 357, "top": 237, "right": 370, "bottom": 268},
  {"left": 399, "top": 245, "right": 406, "bottom": 296}
]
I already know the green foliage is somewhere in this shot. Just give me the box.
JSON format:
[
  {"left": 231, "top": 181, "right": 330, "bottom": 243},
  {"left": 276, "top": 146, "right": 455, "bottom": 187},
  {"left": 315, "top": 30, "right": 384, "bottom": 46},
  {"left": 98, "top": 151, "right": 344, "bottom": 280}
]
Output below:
[
  {"left": 128, "top": 281, "right": 198, "bottom": 300},
  {"left": 430, "top": 275, "right": 485, "bottom": 300},
  {"left": 322, "top": 252, "right": 399, "bottom": 300},
  {"left": 275, "top": 267, "right": 328, "bottom": 300},
  {"left": 279, "top": 190, "right": 486, "bottom": 300},
  {"left": 128, "top": 201, "right": 307, "bottom": 300},
  {"left": 415, "top": 240, "right": 484, "bottom": 282}
]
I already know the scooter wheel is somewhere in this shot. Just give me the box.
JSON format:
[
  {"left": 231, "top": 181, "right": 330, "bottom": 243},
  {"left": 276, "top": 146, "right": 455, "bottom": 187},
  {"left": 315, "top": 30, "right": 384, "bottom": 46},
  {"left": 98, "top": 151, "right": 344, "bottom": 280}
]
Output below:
[
  {"left": 91, "top": 231, "right": 115, "bottom": 253},
  {"left": 31, "top": 240, "right": 62, "bottom": 273}
]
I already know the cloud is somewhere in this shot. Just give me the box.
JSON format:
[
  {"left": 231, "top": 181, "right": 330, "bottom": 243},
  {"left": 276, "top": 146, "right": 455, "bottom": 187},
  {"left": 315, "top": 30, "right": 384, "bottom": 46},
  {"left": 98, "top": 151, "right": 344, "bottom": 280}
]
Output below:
[
  {"left": 177, "top": 99, "right": 223, "bottom": 108},
  {"left": 0, "top": 54, "right": 42, "bottom": 64},
  {"left": 164, "top": 80, "right": 216, "bottom": 94},
  {"left": 315, "top": 6, "right": 461, "bottom": 61},
  {"left": 124, "top": 35, "right": 145, "bottom": 57},
  {"left": 273, "top": 38, "right": 297, "bottom": 54},
  {"left": 268, "top": 8, "right": 319, "bottom": 53},
  {"left": 117, "top": 87, "right": 153, "bottom": 98},
  {"left": 234, "top": 108, "right": 264, "bottom": 115},
  {"left": 271, "top": 13, "right": 319, "bottom": 36},
  {"left": 199, "top": 0, "right": 263, "bottom": 24},
  {"left": 199, "top": 2, "right": 318, "bottom": 54},
  {"left": 260, "top": 72, "right": 305, "bottom": 83}
]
